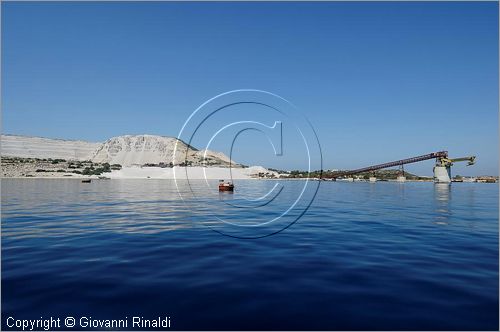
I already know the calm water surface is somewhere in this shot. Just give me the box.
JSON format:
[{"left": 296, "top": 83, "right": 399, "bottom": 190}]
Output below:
[{"left": 2, "top": 179, "right": 498, "bottom": 330}]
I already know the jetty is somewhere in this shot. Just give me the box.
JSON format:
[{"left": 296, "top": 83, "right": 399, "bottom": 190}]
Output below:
[{"left": 325, "top": 151, "right": 475, "bottom": 183}]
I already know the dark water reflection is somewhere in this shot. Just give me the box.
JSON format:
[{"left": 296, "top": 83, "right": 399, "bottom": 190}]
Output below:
[{"left": 2, "top": 179, "right": 498, "bottom": 330}]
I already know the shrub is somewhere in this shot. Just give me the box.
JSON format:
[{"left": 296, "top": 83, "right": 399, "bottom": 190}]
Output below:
[
  {"left": 81, "top": 164, "right": 112, "bottom": 176},
  {"left": 82, "top": 167, "right": 93, "bottom": 175}
]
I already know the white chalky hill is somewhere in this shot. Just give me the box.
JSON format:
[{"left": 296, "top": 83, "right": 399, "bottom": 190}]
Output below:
[{"left": 1, "top": 134, "right": 281, "bottom": 179}]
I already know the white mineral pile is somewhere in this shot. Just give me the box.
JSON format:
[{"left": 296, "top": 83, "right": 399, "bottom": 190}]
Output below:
[
  {"left": 1, "top": 134, "right": 99, "bottom": 160},
  {"left": 1, "top": 134, "right": 279, "bottom": 179},
  {"left": 89, "top": 135, "right": 236, "bottom": 167},
  {"left": 106, "top": 165, "right": 276, "bottom": 179}
]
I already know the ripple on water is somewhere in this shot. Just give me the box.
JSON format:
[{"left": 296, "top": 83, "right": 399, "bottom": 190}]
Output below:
[{"left": 2, "top": 179, "right": 498, "bottom": 330}]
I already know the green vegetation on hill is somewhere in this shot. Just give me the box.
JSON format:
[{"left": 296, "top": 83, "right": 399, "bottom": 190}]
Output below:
[
  {"left": 81, "top": 163, "right": 111, "bottom": 176},
  {"left": 1, "top": 157, "right": 123, "bottom": 177},
  {"left": 285, "top": 168, "right": 427, "bottom": 180}
]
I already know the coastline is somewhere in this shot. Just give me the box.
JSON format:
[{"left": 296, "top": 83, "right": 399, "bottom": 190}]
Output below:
[{"left": 1, "top": 165, "right": 280, "bottom": 180}]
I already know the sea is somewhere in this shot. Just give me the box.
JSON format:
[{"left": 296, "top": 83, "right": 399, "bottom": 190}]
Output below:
[{"left": 2, "top": 179, "right": 498, "bottom": 330}]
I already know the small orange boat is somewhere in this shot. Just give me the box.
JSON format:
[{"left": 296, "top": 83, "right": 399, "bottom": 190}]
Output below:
[{"left": 218, "top": 180, "right": 234, "bottom": 192}]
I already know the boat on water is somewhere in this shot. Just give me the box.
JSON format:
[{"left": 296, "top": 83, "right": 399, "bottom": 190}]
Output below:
[
  {"left": 218, "top": 180, "right": 234, "bottom": 192},
  {"left": 81, "top": 179, "right": 91, "bottom": 183}
]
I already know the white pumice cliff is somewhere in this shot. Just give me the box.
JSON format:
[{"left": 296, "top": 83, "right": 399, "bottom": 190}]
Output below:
[
  {"left": 1, "top": 134, "right": 282, "bottom": 179},
  {"left": 1, "top": 134, "right": 237, "bottom": 167},
  {"left": 89, "top": 134, "right": 237, "bottom": 167},
  {"left": 1, "top": 134, "right": 100, "bottom": 160}
]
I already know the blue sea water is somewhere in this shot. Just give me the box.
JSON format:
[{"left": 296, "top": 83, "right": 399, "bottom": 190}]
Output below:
[{"left": 2, "top": 179, "right": 498, "bottom": 330}]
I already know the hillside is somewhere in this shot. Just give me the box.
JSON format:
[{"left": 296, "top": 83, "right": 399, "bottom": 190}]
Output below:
[
  {"left": 1, "top": 134, "right": 238, "bottom": 167},
  {"left": 1, "top": 134, "right": 99, "bottom": 160},
  {"left": 90, "top": 135, "right": 237, "bottom": 167}
]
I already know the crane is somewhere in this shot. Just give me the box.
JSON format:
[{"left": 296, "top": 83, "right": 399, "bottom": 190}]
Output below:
[
  {"left": 327, "top": 151, "right": 448, "bottom": 179},
  {"left": 327, "top": 151, "right": 475, "bottom": 183},
  {"left": 436, "top": 156, "right": 475, "bottom": 167},
  {"left": 434, "top": 155, "right": 475, "bottom": 183}
]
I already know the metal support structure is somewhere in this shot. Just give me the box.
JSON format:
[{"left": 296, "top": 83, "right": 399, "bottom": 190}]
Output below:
[{"left": 328, "top": 151, "right": 448, "bottom": 179}]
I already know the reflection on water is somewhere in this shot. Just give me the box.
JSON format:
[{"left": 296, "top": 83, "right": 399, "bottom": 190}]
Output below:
[
  {"left": 435, "top": 183, "right": 451, "bottom": 201},
  {"left": 434, "top": 183, "right": 451, "bottom": 225},
  {"left": 2, "top": 179, "right": 499, "bottom": 330}
]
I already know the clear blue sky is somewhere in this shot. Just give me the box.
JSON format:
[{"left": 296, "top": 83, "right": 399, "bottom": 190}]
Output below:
[{"left": 2, "top": 2, "right": 498, "bottom": 175}]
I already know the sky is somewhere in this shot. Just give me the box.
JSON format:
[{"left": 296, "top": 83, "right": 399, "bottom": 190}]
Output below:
[{"left": 2, "top": 2, "right": 498, "bottom": 175}]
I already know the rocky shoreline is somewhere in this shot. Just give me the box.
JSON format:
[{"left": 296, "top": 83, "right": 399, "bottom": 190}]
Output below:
[
  {"left": 1, "top": 157, "right": 115, "bottom": 178},
  {"left": 1, "top": 157, "right": 281, "bottom": 179}
]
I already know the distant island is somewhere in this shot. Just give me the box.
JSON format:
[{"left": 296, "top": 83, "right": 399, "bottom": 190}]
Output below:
[
  {"left": 1, "top": 134, "right": 497, "bottom": 183},
  {"left": 0, "top": 134, "right": 278, "bottom": 179}
]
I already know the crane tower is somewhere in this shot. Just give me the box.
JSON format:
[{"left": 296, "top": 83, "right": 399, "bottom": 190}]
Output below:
[
  {"left": 434, "top": 156, "right": 476, "bottom": 183},
  {"left": 327, "top": 151, "right": 476, "bottom": 183}
]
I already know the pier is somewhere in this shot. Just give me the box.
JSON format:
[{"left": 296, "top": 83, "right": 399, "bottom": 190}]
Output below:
[{"left": 326, "top": 151, "right": 476, "bottom": 183}]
